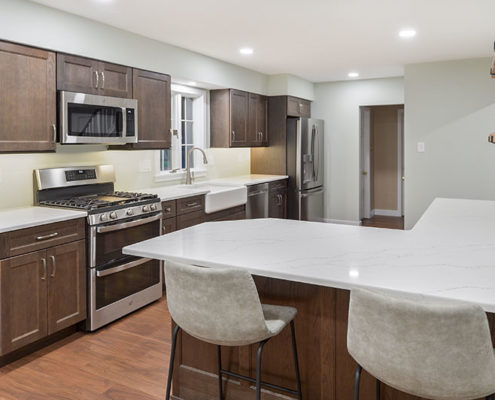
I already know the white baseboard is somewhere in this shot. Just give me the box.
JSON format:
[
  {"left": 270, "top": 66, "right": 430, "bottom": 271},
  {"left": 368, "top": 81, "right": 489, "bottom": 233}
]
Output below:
[
  {"left": 324, "top": 218, "right": 362, "bottom": 226},
  {"left": 372, "top": 209, "right": 402, "bottom": 217}
]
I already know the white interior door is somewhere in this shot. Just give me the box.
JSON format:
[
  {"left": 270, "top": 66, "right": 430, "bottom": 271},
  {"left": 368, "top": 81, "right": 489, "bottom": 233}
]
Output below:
[{"left": 360, "top": 107, "right": 372, "bottom": 219}]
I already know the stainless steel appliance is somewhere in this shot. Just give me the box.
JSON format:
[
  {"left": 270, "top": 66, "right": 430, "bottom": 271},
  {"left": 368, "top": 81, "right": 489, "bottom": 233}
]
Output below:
[
  {"left": 59, "top": 91, "right": 138, "bottom": 145},
  {"left": 246, "top": 183, "right": 269, "bottom": 218},
  {"left": 287, "top": 117, "right": 325, "bottom": 222},
  {"left": 34, "top": 165, "right": 162, "bottom": 331}
]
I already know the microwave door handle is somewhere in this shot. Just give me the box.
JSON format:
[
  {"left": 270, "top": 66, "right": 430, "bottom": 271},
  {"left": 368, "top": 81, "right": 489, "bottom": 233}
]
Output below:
[
  {"left": 96, "top": 257, "right": 151, "bottom": 277},
  {"left": 96, "top": 213, "right": 162, "bottom": 233},
  {"left": 122, "top": 107, "right": 127, "bottom": 140}
]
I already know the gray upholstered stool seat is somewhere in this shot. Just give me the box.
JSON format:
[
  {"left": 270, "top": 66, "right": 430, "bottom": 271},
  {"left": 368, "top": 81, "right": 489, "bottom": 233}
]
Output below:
[
  {"left": 164, "top": 260, "right": 303, "bottom": 400},
  {"left": 348, "top": 288, "right": 495, "bottom": 400}
]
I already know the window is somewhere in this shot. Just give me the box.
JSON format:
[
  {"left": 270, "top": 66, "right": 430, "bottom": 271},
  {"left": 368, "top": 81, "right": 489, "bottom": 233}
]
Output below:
[{"left": 157, "top": 84, "right": 208, "bottom": 181}]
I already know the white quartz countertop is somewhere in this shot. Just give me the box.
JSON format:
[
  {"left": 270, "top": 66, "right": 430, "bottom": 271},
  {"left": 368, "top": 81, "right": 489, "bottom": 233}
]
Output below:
[
  {"left": 210, "top": 174, "right": 288, "bottom": 186},
  {"left": 124, "top": 198, "right": 495, "bottom": 312},
  {"left": 0, "top": 207, "right": 87, "bottom": 234}
]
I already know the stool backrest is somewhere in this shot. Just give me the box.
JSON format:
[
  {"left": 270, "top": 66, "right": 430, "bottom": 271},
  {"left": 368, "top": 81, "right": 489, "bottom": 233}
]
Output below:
[
  {"left": 348, "top": 288, "right": 495, "bottom": 400},
  {"left": 165, "top": 261, "right": 270, "bottom": 346}
]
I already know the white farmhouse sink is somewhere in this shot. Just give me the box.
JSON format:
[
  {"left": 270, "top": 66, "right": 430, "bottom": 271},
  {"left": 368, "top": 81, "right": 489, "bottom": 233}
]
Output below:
[{"left": 179, "top": 183, "right": 247, "bottom": 214}]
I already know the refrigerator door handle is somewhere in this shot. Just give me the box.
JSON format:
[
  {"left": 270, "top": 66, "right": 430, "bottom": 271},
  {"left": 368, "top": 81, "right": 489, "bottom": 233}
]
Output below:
[
  {"left": 311, "top": 124, "right": 316, "bottom": 181},
  {"left": 314, "top": 124, "right": 320, "bottom": 182}
]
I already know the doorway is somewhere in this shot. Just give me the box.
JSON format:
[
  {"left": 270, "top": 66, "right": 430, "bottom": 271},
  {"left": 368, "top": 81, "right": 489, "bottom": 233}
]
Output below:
[{"left": 360, "top": 105, "right": 404, "bottom": 229}]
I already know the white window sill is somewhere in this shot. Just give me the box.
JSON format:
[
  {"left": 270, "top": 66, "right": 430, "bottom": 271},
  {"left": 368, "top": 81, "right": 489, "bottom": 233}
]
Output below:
[{"left": 154, "top": 169, "right": 207, "bottom": 183}]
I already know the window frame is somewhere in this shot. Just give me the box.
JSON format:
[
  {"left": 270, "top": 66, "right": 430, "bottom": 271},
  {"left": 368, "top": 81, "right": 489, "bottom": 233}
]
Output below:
[{"left": 154, "top": 84, "right": 209, "bottom": 183}]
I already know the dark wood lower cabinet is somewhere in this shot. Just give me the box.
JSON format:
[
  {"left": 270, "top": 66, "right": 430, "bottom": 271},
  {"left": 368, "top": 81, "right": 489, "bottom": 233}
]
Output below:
[
  {"left": 47, "top": 240, "right": 86, "bottom": 335},
  {"left": 163, "top": 217, "right": 177, "bottom": 235},
  {"left": 171, "top": 279, "right": 493, "bottom": 400},
  {"left": 0, "top": 240, "right": 86, "bottom": 356}
]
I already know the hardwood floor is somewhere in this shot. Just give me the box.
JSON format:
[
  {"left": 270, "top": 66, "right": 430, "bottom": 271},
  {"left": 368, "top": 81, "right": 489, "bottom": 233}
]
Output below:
[
  {"left": 361, "top": 215, "right": 404, "bottom": 230},
  {"left": 0, "top": 298, "right": 171, "bottom": 400}
]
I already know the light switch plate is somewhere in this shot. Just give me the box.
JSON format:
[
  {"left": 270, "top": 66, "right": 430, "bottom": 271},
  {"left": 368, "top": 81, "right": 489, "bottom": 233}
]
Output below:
[{"left": 417, "top": 142, "right": 425, "bottom": 153}]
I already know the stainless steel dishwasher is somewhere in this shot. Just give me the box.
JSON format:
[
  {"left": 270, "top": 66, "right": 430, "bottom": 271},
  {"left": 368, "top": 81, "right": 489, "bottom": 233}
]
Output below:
[{"left": 246, "top": 183, "right": 269, "bottom": 219}]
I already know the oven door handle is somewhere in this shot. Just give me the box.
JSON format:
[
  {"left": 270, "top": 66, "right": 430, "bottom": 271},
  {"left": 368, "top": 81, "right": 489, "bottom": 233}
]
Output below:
[
  {"left": 96, "top": 213, "right": 162, "bottom": 233},
  {"left": 96, "top": 257, "right": 151, "bottom": 277}
]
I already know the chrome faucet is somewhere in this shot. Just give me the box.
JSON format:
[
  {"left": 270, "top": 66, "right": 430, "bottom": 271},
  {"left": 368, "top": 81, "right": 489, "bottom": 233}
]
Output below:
[{"left": 185, "top": 147, "right": 208, "bottom": 185}]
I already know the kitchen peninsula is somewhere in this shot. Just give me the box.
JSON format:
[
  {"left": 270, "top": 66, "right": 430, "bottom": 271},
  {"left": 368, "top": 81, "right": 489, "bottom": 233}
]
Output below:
[{"left": 124, "top": 198, "right": 495, "bottom": 400}]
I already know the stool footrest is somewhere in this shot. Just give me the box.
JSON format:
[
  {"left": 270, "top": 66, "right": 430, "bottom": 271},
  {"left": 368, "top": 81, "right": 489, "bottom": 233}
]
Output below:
[{"left": 219, "top": 369, "right": 299, "bottom": 395}]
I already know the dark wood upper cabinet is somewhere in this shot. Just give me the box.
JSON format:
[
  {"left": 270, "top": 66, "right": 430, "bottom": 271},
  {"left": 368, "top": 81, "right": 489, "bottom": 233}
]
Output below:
[
  {"left": 0, "top": 41, "right": 56, "bottom": 152},
  {"left": 0, "top": 250, "right": 48, "bottom": 355},
  {"left": 57, "top": 54, "right": 132, "bottom": 98},
  {"left": 121, "top": 69, "right": 171, "bottom": 149},
  {"left": 47, "top": 240, "right": 86, "bottom": 335},
  {"left": 210, "top": 89, "right": 267, "bottom": 148},
  {"left": 287, "top": 96, "right": 311, "bottom": 118}
]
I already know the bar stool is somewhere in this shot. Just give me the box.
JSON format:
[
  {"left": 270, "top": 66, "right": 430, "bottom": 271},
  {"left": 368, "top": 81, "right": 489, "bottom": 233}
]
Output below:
[
  {"left": 348, "top": 288, "right": 495, "bottom": 400},
  {"left": 164, "top": 260, "right": 303, "bottom": 400}
]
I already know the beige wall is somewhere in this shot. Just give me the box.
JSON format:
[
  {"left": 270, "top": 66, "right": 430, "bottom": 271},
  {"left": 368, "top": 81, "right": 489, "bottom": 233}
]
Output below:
[
  {"left": 371, "top": 105, "right": 402, "bottom": 211},
  {"left": 404, "top": 57, "right": 495, "bottom": 228}
]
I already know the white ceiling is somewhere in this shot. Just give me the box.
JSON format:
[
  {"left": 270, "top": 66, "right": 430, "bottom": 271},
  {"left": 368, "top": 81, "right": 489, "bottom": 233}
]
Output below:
[{"left": 31, "top": 0, "right": 495, "bottom": 82}]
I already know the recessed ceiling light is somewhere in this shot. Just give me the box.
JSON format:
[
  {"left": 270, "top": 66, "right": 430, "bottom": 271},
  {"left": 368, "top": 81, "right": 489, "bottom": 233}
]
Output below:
[
  {"left": 239, "top": 47, "right": 254, "bottom": 55},
  {"left": 348, "top": 72, "right": 359, "bottom": 78},
  {"left": 399, "top": 29, "right": 417, "bottom": 38}
]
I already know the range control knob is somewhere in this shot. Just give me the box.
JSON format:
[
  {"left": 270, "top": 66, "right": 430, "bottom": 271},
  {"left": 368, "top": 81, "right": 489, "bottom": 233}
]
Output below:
[
  {"left": 142, "top": 205, "right": 150, "bottom": 213},
  {"left": 126, "top": 208, "right": 134, "bottom": 216},
  {"left": 99, "top": 213, "right": 108, "bottom": 222},
  {"left": 150, "top": 203, "right": 157, "bottom": 211},
  {"left": 109, "top": 211, "right": 118, "bottom": 219}
]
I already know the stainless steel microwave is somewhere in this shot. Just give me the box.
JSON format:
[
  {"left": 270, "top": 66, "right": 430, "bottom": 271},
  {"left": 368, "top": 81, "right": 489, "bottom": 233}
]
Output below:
[{"left": 59, "top": 91, "right": 138, "bottom": 145}]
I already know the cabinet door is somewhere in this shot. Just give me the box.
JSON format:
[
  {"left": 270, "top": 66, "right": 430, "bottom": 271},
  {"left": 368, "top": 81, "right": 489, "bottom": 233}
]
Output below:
[
  {"left": 230, "top": 90, "right": 248, "bottom": 146},
  {"left": 99, "top": 61, "right": 132, "bottom": 98},
  {"left": 163, "top": 217, "right": 177, "bottom": 235},
  {"left": 269, "top": 189, "right": 287, "bottom": 219},
  {"left": 57, "top": 53, "right": 99, "bottom": 94},
  {"left": 47, "top": 240, "right": 86, "bottom": 335},
  {"left": 287, "top": 96, "right": 301, "bottom": 117},
  {"left": 131, "top": 69, "right": 171, "bottom": 149},
  {"left": 0, "top": 250, "right": 48, "bottom": 355},
  {"left": 257, "top": 95, "right": 268, "bottom": 145},
  {"left": 300, "top": 99, "right": 311, "bottom": 118},
  {"left": 247, "top": 93, "right": 260, "bottom": 145},
  {"left": 0, "top": 42, "right": 56, "bottom": 152}
]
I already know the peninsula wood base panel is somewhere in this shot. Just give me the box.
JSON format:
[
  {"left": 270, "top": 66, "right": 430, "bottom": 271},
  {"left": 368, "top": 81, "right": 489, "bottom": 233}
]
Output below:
[{"left": 171, "top": 278, "right": 495, "bottom": 400}]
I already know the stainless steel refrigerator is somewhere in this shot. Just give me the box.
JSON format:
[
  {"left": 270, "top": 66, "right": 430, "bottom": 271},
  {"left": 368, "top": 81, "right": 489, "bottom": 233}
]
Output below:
[{"left": 287, "top": 117, "right": 324, "bottom": 222}]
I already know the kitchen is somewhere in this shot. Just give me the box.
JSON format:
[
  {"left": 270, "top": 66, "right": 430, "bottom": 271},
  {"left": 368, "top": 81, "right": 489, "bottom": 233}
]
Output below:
[{"left": 2, "top": 0, "right": 495, "bottom": 400}]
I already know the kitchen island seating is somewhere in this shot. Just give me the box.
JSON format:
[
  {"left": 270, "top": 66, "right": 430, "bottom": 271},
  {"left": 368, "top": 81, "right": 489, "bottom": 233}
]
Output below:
[
  {"left": 348, "top": 288, "right": 495, "bottom": 400},
  {"left": 164, "top": 260, "right": 303, "bottom": 400}
]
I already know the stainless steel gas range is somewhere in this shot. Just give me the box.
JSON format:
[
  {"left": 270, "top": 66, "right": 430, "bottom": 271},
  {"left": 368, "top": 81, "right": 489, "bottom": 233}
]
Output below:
[{"left": 34, "top": 165, "right": 163, "bottom": 331}]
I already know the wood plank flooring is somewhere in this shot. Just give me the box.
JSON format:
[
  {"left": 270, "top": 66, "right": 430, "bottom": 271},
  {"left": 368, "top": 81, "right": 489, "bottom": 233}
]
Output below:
[
  {"left": 0, "top": 298, "right": 171, "bottom": 400},
  {"left": 361, "top": 215, "right": 404, "bottom": 230}
]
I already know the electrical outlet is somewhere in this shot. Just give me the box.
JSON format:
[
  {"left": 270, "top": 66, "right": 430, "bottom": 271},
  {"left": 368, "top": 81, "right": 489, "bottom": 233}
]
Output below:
[
  {"left": 139, "top": 159, "right": 152, "bottom": 173},
  {"left": 417, "top": 142, "right": 425, "bottom": 153}
]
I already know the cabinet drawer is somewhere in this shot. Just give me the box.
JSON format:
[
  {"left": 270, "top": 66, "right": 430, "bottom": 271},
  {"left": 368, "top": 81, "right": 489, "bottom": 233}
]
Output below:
[
  {"left": 162, "top": 200, "right": 177, "bottom": 218},
  {"left": 1, "top": 219, "right": 86, "bottom": 259},
  {"left": 177, "top": 211, "right": 205, "bottom": 230},
  {"left": 177, "top": 195, "right": 205, "bottom": 215},
  {"left": 163, "top": 217, "right": 177, "bottom": 235},
  {"left": 269, "top": 180, "right": 288, "bottom": 192}
]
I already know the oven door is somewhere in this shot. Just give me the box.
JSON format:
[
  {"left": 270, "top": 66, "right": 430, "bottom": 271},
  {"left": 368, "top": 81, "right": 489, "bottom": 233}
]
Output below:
[
  {"left": 60, "top": 91, "right": 137, "bottom": 145},
  {"left": 87, "top": 212, "right": 162, "bottom": 331}
]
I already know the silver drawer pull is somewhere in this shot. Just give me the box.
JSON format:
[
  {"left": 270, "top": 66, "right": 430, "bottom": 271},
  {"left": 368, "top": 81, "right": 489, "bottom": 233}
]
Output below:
[
  {"left": 36, "top": 232, "right": 59, "bottom": 241},
  {"left": 164, "top": 207, "right": 172, "bottom": 213},
  {"left": 96, "top": 258, "right": 151, "bottom": 277},
  {"left": 185, "top": 202, "right": 199, "bottom": 207}
]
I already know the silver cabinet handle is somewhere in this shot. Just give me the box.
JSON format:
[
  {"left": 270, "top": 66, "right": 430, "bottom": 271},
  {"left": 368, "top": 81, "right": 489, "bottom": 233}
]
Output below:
[
  {"left": 164, "top": 206, "right": 172, "bottom": 213},
  {"left": 36, "top": 232, "right": 59, "bottom": 241},
  {"left": 101, "top": 71, "right": 105, "bottom": 89},
  {"left": 185, "top": 201, "right": 199, "bottom": 207},
  {"left": 96, "top": 258, "right": 151, "bottom": 277},
  {"left": 41, "top": 258, "right": 47, "bottom": 281},
  {"left": 232, "top": 130, "right": 236, "bottom": 141},
  {"left": 94, "top": 70, "right": 99, "bottom": 88},
  {"left": 260, "top": 131, "right": 263, "bottom": 142},
  {"left": 50, "top": 255, "right": 56, "bottom": 278},
  {"left": 52, "top": 124, "right": 56, "bottom": 143}
]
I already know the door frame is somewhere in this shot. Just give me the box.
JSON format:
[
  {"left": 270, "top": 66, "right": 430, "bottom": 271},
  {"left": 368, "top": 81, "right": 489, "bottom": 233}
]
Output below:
[
  {"left": 359, "top": 107, "right": 372, "bottom": 220},
  {"left": 397, "top": 108, "right": 404, "bottom": 216}
]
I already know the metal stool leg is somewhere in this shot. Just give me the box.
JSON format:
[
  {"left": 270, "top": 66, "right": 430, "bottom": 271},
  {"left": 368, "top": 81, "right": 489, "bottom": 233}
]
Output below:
[
  {"left": 217, "top": 346, "right": 224, "bottom": 400},
  {"left": 354, "top": 365, "right": 362, "bottom": 400},
  {"left": 256, "top": 339, "right": 269, "bottom": 400},
  {"left": 166, "top": 325, "right": 180, "bottom": 400},
  {"left": 376, "top": 379, "right": 381, "bottom": 400},
  {"left": 486, "top": 395, "right": 494, "bottom": 400},
  {"left": 290, "top": 321, "right": 303, "bottom": 399}
]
